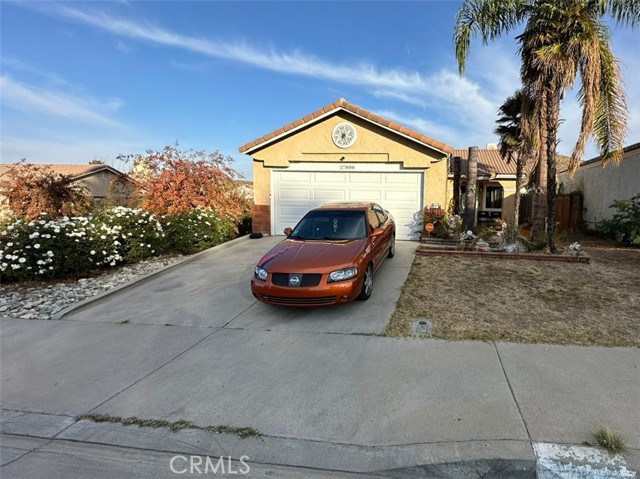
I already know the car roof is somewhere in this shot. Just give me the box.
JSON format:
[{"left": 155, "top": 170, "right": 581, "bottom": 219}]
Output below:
[{"left": 313, "top": 202, "right": 374, "bottom": 211}]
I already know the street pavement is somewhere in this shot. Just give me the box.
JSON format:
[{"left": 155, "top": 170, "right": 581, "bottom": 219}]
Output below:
[{"left": 1, "top": 235, "right": 638, "bottom": 478}]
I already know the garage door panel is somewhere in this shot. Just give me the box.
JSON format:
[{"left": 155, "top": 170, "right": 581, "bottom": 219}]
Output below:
[
  {"left": 273, "top": 170, "right": 422, "bottom": 240},
  {"left": 312, "top": 173, "right": 347, "bottom": 184},
  {"left": 279, "top": 189, "right": 311, "bottom": 200},
  {"left": 278, "top": 172, "right": 311, "bottom": 184},
  {"left": 384, "top": 173, "right": 421, "bottom": 185},
  {"left": 384, "top": 190, "right": 420, "bottom": 202},
  {"left": 313, "top": 190, "right": 346, "bottom": 201},
  {"left": 348, "top": 190, "right": 382, "bottom": 201},
  {"left": 348, "top": 173, "right": 382, "bottom": 184}
]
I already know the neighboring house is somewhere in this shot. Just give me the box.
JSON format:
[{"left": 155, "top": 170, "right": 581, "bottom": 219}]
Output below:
[
  {"left": 239, "top": 98, "right": 453, "bottom": 240},
  {"left": 0, "top": 163, "right": 136, "bottom": 206},
  {"left": 558, "top": 142, "right": 640, "bottom": 228},
  {"left": 450, "top": 146, "right": 520, "bottom": 225}
]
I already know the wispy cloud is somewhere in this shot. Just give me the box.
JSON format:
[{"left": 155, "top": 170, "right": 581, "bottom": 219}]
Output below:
[
  {"left": 1, "top": 75, "right": 125, "bottom": 128},
  {"left": 19, "top": 3, "right": 639, "bottom": 158},
  {"left": 42, "top": 4, "right": 498, "bottom": 132}
]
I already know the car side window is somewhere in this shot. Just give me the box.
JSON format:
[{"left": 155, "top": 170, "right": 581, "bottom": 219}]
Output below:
[
  {"left": 367, "top": 209, "right": 381, "bottom": 230},
  {"left": 373, "top": 206, "right": 387, "bottom": 225}
]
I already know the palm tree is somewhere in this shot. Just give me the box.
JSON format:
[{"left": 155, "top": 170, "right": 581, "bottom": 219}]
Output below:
[
  {"left": 455, "top": 0, "right": 637, "bottom": 252},
  {"left": 494, "top": 89, "right": 534, "bottom": 229}
]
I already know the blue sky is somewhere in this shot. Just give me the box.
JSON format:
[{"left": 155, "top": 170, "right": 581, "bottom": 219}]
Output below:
[{"left": 1, "top": 1, "right": 639, "bottom": 179}]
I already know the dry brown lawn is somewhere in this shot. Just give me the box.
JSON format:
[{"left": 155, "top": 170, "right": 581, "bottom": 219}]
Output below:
[{"left": 386, "top": 236, "right": 640, "bottom": 347}]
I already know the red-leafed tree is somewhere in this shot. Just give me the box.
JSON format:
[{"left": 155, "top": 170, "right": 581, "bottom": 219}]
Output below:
[
  {"left": 128, "top": 146, "right": 251, "bottom": 218},
  {"left": 0, "top": 162, "right": 94, "bottom": 221}
]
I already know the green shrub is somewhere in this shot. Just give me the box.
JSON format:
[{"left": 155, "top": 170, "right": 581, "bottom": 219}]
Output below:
[
  {"left": 421, "top": 207, "right": 450, "bottom": 238},
  {"left": 1, "top": 215, "right": 95, "bottom": 281},
  {"left": 161, "top": 208, "right": 237, "bottom": 255},
  {"left": 92, "top": 206, "right": 164, "bottom": 263},
  {"left": 1, "top": 206, "right": 239, "bottom": 282},
  {"left": 597, "top": 197, "right": 640, "bottom": 247}
]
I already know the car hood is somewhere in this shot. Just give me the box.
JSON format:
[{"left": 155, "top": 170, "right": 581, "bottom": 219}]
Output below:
[{"left": 258, "top": 239, "right": 367, "bottom": 272}]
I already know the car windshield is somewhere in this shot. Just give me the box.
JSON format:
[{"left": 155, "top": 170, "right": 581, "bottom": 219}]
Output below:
[{"left": 289, "top": 210, "right": 367, "bottom": 240}]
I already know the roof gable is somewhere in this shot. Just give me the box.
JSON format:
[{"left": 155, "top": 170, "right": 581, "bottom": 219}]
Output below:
[
  {"left": 239, "top": 98, "right": 453, "bottom": 156},
  {"left": 0, "top": 163, "right": 129, "bottom": 180}
]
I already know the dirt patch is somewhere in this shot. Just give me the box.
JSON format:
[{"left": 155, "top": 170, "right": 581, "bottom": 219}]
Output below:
[{"left": 386, "top": 238, "right": 640, "bottom": 347}]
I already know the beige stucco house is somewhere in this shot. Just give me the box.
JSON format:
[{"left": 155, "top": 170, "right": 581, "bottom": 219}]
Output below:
[
  {"left": 239, "top": 99, "right": 525, "bottom": 239},
  {"left": 559, "top": 142, "right": 640, "bottom": 228}
]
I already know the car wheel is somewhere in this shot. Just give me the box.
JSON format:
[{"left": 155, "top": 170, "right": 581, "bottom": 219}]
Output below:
[
  {"left": 357, "top": 264, "right": 373, "bottom": 301},
  {"left": 388, "top": 234, "right": 396, "bottom": 258}
]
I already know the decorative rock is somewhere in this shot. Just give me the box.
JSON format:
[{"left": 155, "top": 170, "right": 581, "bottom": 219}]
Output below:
[{"left": 0, "top": 254, "right": 187, "bottom": 320}]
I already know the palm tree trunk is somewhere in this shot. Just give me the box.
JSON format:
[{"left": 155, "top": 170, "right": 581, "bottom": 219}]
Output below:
[
  {"left": 513, "top": 156, "right": 524, "bottom": 226},
  {"left": 545, "top": 88, "right": 561, "bottom": 254},
  {"left": 463, "top": 147, "right": 479, "bottom": 231},
  {"left": 531, "top": 92, "right": 547, "bottom": 239}
]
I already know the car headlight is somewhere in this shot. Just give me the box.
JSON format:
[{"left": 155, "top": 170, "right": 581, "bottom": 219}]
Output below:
[
  {"left": 327, "top": 267, "right": 358, "bottom": 283},
  {"left": 254, "top": 265, "right": 268, "bottom": 281}
]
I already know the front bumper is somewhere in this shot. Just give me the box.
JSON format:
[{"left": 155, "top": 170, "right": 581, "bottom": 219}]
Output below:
[{"left": 251, "top": 274, "right": 363, "bottom": 307}]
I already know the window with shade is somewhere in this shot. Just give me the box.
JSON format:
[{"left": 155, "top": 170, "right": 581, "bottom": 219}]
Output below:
[{"left": 485, "top": 186, "right": 503, "bottom": 209}]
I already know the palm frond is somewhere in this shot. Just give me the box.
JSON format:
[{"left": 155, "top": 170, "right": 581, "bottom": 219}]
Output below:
[
  {"left": 593, "top": 40, "right": 627, "bottom": 165},
  {"left": 454, "top": 0, "right": 526, "bottom": 74},
  {"left": 596, "top": 0, "right": 640, "bottom": 27}
]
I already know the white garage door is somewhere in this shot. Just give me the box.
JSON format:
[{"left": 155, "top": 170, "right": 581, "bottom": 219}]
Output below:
[{"left": 272, "top": 170, "right": 423, "bottom": 240}]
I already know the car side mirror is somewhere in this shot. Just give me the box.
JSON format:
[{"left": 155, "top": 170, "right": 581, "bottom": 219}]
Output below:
[
  {"left": 371, "top": 227, "right": 384, "bottom": 237},
  {"left": 284, "top": 227, "right": 293, "bottom": 236}
]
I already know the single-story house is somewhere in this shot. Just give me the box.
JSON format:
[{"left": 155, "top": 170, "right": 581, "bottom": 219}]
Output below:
[
  {"left": 0, "top": 163, "right": 136, "bottom": 207},
  {"left": 239, "top": 98, "right": 528, "bottom": 239},
  {"left": 558, "top": 142, "right": 640, "bottom": 228}
]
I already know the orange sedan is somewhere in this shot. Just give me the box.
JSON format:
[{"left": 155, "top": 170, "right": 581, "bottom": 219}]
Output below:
[{"left": 251, "top": 202, "right": 395, "bottom": 307}]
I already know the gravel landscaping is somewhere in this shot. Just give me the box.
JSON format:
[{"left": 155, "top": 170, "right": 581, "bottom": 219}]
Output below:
[{"left": 0, "top": 255, "right": 190, "bottom": 320}]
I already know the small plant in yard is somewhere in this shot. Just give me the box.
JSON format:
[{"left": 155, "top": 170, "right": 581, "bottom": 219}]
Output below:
[
  {"left": 593, "top": 426, "right": 627, "bottom": 454},
  {"left": 597, "top": 196, "right": 640, "bottom": 247},
  {"left": 568, "top": 241, "right": 585, "bottom": 256},
  {"left": 421, "top": 207, "right": 449, "bottom": 238}
]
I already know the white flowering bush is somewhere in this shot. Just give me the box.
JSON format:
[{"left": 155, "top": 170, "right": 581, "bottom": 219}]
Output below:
[
  {"left": 1, "top": 206, "right": 238, "bottom": 282},
  {"left": 91, "top": 206, "right": 164, "bottom": 264},
  {"left": 1, "top": 215, "right": 95, "bottom": 280},
  {"left": 161, "top": 208, "right": 236, "bottom": 254}
]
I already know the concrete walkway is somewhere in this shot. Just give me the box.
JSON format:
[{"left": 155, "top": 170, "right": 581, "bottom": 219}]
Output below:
[{"left": 1, "top": 236, "right": 638, "bottom": 477}]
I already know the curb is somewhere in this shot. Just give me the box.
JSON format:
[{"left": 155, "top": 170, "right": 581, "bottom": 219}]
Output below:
[
  {"left": 4, "top": 411, "right": 638, "bottom": 478},
  {"left": 53, "top": 235, "right": 251, "bottom": 320}
]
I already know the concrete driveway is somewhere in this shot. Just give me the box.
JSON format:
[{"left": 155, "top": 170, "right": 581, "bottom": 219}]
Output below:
[
  {"left": 2, "top": 236, "right": 639, "bottom": 477},
  {"left": 61, "top": 235, "right": 417, "bottom": 334}
]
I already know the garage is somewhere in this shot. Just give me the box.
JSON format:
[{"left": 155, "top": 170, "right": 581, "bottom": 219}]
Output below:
[
  {"left": 272, "top": 166, "right": 423, "bottom": 240},
  {"left": 239, "top": 98, "right": 453, "bottom": 237}
]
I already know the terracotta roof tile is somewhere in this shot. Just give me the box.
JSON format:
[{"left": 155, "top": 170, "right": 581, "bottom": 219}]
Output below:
[
  {"left": 451, "top": 148, "right": 571, "bottom": 177},
  {"left": 239, "top": 98, "right": 453, "bottom": 155}
]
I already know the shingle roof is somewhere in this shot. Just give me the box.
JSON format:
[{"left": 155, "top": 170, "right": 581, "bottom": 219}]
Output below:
[
  {"left": 451, "top": 149, "right": 571, "bottom": 178},
  {"left": 239, "top": 98, "right": 453, "bottom": 155},
  {"left": 0, "top": 163, "right": 123, "bottom": 179}
]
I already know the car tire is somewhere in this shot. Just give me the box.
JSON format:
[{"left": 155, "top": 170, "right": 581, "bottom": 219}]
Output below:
[
  {"left": 357, "top": 264, "right": 373, "bottom": 301},
  {"left": 388, "top": 234, "right": 396, "bottom": 258}
]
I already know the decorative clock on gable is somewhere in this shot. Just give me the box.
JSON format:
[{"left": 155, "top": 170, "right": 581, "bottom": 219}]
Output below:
[{"left": 332, "top": 122, "right": 357, "bottom": 148}]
